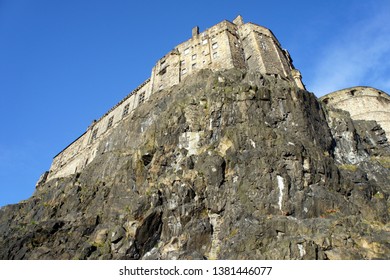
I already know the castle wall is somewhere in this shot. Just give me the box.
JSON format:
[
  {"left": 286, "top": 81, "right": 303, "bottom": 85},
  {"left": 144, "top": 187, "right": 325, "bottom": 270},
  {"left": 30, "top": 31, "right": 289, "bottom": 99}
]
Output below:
[
  {"left": 238, "top": 23, "right": 291, "bottom": 77},
  {"left": 320, "top": 87, "right": 390, "bottom": 137},
  {"left": 239, "top": 24, "right": 267, "bottom": 73},
  {"left": 150, "top": 51, "right": 181, "bottom": 93},
  {"left": 48, "top": 79, "right": 151, "bottom": 180},
  {"left": 47, "top": 16, "right": 305, "bottom": 181},
  {"left": 50, "top": 132, "right": 88, "bottom": 175},
  {"left": 226, "top": 29, "right": 246, "bottom": 70},
  {"left": 150, "top": 20, "right": 249, "bottom": 93}
]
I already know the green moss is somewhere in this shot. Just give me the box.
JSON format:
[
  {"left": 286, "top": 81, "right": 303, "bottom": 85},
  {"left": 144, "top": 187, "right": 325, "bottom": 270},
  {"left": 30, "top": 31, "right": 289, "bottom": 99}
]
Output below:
[
  {"left": 338, "top": 164, "right": 358, "bottom": 172},
  {"left": 373, "top": 192, "right": 384, "bottom": 199},
  {"left": 228, "top": 228, "right": 238, "bottom": 239}
]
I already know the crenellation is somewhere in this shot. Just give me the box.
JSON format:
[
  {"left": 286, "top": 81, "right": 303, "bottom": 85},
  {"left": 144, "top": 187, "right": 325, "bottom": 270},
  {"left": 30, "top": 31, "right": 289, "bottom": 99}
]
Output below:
[{"left": 47, "top": 16, "right": 306, "bottom": 180}]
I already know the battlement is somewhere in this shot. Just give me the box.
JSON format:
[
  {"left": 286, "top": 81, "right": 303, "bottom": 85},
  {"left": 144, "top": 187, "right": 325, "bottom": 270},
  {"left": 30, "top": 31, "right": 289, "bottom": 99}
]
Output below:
[{"left": 46, "top": 16, "right": 305, "bottom": 181}]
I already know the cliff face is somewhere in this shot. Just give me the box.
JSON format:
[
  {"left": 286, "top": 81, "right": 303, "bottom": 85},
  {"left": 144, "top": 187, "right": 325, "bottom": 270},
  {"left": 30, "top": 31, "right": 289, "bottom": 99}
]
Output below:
[{"left": 1, "top": 69, "right": 389, "bottom": 259}]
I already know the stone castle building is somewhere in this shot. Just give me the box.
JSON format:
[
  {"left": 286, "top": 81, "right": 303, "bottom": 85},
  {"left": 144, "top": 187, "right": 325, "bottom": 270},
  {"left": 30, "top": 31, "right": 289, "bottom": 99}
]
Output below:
[{"left": 46, "top": 15, "right": 306, "bottom": 181}]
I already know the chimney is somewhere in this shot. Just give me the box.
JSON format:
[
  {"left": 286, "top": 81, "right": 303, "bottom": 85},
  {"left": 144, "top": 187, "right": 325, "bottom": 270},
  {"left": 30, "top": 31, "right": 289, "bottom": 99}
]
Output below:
[
  {"left": 233, "top": 15, "right": 244, "bottom": 26},
  {"left": 192, "top": 26, "right": 199, "bottom": 37}
]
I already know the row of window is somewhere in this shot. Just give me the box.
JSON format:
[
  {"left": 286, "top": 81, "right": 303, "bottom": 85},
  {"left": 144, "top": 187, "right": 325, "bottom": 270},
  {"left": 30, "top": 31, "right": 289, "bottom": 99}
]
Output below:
[
  {"left": 183, "top": 41, "right": 218, "bottom": 56},
  {"left": 180, "top": 42, "right": 219, "bottom": 76},
  {"left": 89, "top": 91, "right": 146, "bottom": 143},
  {"left": 158, "top": 40, "right": 220, "bottom": 78},
  {"left": 181, "top": 52, "right": 219, "bottom": 75}
]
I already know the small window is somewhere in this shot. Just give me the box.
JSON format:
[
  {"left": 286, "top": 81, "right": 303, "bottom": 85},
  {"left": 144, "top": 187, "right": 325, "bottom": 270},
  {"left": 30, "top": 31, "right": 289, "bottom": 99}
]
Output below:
[
  {"left": 261, "top": 42, "right": 267, "bottom": 50},
  {"left": 138, "top": 91, "right": 145, "bottom": 104},
  {"left": 192, "top": 63, "right": 197, "bottom": 69},
  {"left": 192, "top": 54, "right": 197, "bottom": 60},
  {"left": 181, "top": 60, "right": 185, "bottom": 66},
  {"left": 212, "top": 42, "right": 218, "bottom": 49},
  {"left": 202, "top": 39, "right": 208, "bottom": 45},
  {"left": 107, "top": 116, "right": 114, "bottom": 129},
  {"left": 184, "top": 48, "right": 190, "bottom": 55},
  {"left": 213, "top": 52, "right": 218, "bottom": 59},
  {"left": 122, "top": 104, "right": 129, "bottom": 117},
  {"left": 181, "top": 68, "right": 187, "bottom": 75},
  {"left": 160, "top": 67, "right": 167, "bottom": 75},
  {"left": 160, "top": 59, "right": 166, "bottom": 66},
  {"left": 90, "top": 128, "right": 98, "bottom": 143}
]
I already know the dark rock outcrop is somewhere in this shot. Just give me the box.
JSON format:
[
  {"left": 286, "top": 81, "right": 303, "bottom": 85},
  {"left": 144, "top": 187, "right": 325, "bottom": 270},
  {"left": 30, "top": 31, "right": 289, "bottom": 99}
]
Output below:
[{"left": 1, "top": 69, "right": 389, "bottom": 259}]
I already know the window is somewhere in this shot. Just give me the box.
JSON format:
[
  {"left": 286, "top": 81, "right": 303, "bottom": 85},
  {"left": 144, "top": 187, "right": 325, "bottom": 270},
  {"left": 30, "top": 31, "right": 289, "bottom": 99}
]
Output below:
[
  {"left": 160, "top": 67, "right": 167, "bottom": 75},
  {"left": 261, "top": 42, "right": 267, "bottom": 50},
  {"left": 213, "top": 52, "right": 218, "bottom": 59},
  {"left": 212, "top": 42, "right": 218, "bottom": 49},
  {"left": 192, "top": 54, "right": 197, "bottom": 60},
  {"left": 92, "top": 129, "right": 98, "bottom": 139},
  {"left": 181, "top": 60, "right": 185, "bottom": 66},
  {"left": 107, "top": 116, "right": 114, "bottom": 129},
  {"left": 192, "top": 63, "right": 197, "bottom": 69},
  {"left": 202, "top": 39, "right": 208, "bottom": 45},
  {"left": 122, "top": 104, "right": 129, "bottom": 117},
  {"left": 138, "top": 91, "right": 145, "bottom": 104},
  {"left": 184, "top": 48, "right": 190, "bottom": 55},
  {"left": 181, "top": 68, "right": 187, "bottom": 75},
  {"left": 90, "top": 128, "right": 98, "bottom": 143}
]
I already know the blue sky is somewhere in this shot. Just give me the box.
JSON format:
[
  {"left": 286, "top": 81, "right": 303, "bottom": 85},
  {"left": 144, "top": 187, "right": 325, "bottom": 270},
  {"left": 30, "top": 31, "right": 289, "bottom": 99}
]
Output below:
[{"left": 1, "top": 0, "right": 389, "bottom": 207}]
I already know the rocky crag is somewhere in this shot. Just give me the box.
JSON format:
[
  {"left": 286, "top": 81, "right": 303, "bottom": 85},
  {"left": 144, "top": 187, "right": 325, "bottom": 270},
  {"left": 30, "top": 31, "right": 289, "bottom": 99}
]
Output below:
[{"left": 0, "top": 69, "right": 389, "bottom": 259}]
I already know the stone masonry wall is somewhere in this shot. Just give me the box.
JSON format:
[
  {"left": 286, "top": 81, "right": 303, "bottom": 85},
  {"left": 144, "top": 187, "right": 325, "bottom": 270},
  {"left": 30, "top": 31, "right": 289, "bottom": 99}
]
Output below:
[
  {"left": 320, "top": 87, "right": 390, "bottom": 137},
  {"left": 48, "top": 79, "right": 151, "bottom": 180}
]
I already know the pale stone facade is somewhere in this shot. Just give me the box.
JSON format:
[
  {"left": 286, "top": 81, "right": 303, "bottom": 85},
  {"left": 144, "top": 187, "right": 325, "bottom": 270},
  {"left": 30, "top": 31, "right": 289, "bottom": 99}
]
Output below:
[
  {"left": 47, "top": 16, "right": 305, "bottom": 180},
  {"left": 149, "top": 15, "right": 305, "bottom": 93},
  {"left": 320, "top": 87, "right": 390, "bottom": 137}
]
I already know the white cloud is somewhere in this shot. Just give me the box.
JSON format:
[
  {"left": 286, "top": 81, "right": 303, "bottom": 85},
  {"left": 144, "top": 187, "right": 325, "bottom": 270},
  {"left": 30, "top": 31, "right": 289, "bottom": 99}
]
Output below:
[{"left": 309, "top": 5, "right": 390, "bottom": 96}]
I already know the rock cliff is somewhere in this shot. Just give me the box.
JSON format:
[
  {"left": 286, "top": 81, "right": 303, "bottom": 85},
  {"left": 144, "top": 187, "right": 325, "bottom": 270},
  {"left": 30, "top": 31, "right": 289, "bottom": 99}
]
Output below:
[{"left": 1, "top": 69, "right": 389, "bottom": 259}]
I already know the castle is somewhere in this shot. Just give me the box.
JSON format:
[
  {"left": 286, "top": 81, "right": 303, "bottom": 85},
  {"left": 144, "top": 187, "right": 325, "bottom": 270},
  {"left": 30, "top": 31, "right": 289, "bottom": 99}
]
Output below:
[{"left": 45, "top": 16, "right": 305, "bottom": 181}]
